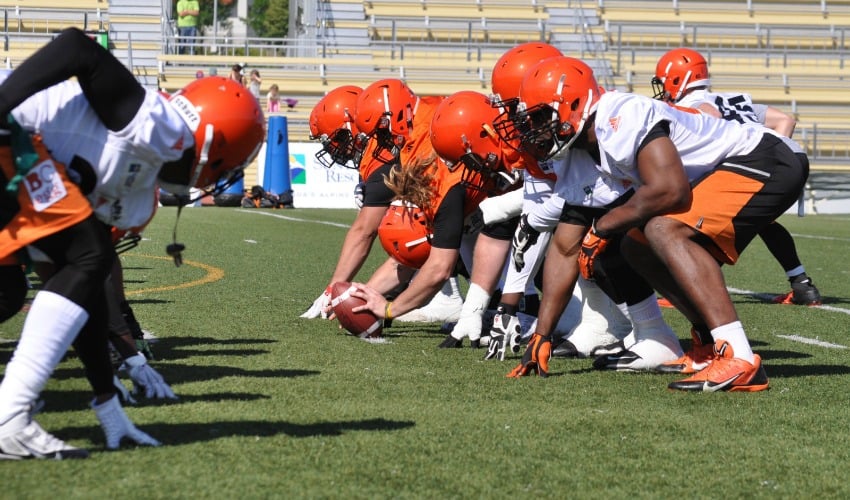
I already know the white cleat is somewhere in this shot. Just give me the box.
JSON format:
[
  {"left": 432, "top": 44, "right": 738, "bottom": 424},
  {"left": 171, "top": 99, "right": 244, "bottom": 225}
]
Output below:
[
  {"left": 396, "top": 278, "right": 463, "bottom": 323},
  {"left": 0, "top": 410, "right": 89, "bottom": 460}
]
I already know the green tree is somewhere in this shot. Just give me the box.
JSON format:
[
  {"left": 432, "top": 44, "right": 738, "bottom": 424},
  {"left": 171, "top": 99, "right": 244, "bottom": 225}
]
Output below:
[{"left": 247, "top": 0, "right": 289, "bottom": 38}]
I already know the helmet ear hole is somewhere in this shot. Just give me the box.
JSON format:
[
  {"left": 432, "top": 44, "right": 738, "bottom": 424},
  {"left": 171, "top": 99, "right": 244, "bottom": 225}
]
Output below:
[{"left": 570, "top": 97, "right": 581, "bottom": 111}]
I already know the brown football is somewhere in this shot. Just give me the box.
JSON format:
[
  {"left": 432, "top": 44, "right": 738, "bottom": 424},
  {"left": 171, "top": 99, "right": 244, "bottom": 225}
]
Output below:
[{"left": 330, "top": 281, "right": 383, "bottom": 339}]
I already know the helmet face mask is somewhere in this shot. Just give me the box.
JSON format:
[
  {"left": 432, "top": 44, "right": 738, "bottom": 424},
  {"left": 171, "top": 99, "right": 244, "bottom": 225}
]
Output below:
[
  {"left": 430, "top": 90, "right": 518, "bottom": 194},
  {"left": 513, "top": 103, "right": 573, "bottom": 161},
  {"left": 355, "top": 79, "right": 417, "bottom": 164},
  {"left": 309, "top": 85, "right": 363, "bottom": 169},
  {"left": 512, "top": 57, "right": 600, "bottom": 161},
  {"left": 314, "top": 127, "right": 366, "bottom": 169}
]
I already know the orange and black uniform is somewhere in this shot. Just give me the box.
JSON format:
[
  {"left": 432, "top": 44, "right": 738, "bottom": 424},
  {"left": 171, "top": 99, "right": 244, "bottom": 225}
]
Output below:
[{"left": 360, "top": 95, "right": 446, "bottom": 208}]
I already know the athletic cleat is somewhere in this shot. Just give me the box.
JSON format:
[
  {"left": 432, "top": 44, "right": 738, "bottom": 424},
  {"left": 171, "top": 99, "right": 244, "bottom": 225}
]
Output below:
[
  {"left": 593, "top": 350, "right": 645, "bottom": 371},
  {"left": 554, "top": 338, "right": 626, "bottom": 358},
  {"left": 552, "top": 338, "right": 580, "bottom": 358},
  {"left": 0, "top": 411, "right": 89, "bottom": 460},
  {"left": 593, "top": 337, "right": 681, "bottom": 372},
  {"left": 772, "top": 278, "right": 822, "bottom": 306},
  {"left": 437, "top": 335, "right": 464, "bottom": 348},
  {"left": 668, "top": 341, "right": 769, "bottom": 393},
  {"left": 657, "top": 297, "right": 674, "bottom": 308},
  {"left": 656, "top": 329, "right": 715, "bottom": 374},
  {"left": 396, "top": 278, "right": 463, "bottom": 323}
]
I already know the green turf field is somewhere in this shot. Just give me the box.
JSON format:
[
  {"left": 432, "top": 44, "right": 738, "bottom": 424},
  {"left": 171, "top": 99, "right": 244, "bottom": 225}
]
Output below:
[{"left": 1, "top": 207, "right": 848, "bottom": 499}]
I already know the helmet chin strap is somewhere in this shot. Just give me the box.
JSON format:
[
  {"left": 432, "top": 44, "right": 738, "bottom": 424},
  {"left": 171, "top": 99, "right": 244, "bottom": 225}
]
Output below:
[{"left": 166, "top": 123, "right": 214, "bottom": 267}]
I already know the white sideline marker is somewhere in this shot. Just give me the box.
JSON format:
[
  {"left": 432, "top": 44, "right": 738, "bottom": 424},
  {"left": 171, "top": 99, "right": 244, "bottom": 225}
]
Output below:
[
  {"left": 236, "top": 209, "right": 351, "bottom": 228},
  {"left": 775, "top": 334, "right": 847, "bottom": 349}
]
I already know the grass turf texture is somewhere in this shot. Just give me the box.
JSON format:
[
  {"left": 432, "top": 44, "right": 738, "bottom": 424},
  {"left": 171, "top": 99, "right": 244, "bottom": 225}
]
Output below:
[{"left": 1, "top": 207, "right": 849, "bottom": 499}]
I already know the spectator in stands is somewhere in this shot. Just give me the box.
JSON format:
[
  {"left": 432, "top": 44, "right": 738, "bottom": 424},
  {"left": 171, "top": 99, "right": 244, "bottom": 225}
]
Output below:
[
  {"left": 176, "top": 0, "right": 200, "bottom": 55},
  {"left": 230, "top": 64, "right": 244, "bottom": 85},
  {"left": 267, "top": 84, "right": 280, "bottom": 113},
  {"left": 652, "top": 48, "right": 822, "bottom": 309},
  {"left": 506, "top": 56, "right": 805, "bottom": 392},
  {"left": 248, "top": 69, "right": 262, "bottom": 100}
]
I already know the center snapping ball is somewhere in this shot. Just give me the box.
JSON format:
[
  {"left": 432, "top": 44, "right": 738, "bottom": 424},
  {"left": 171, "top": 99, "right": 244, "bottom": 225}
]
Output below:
[{"left": 330, "top": 281, "right": 383, "bottom": 339}]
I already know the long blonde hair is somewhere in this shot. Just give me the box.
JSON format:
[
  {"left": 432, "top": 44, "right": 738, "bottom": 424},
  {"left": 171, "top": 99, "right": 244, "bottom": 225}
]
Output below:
[{"left": 384, "top": 152, "right": 438, "bottom": 219}]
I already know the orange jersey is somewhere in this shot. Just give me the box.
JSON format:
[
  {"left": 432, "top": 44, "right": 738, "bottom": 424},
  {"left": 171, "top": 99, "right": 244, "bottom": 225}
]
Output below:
[
  {"left": 400, "top": 95, "right": 445, "bottom": 168},
  {"left": 423, "top": 156, "right": 488, "bottom": 224},
  {"left": 0, "top": 136, "right": 93, "bottom": 261},
  {"left": 359, "top": 96, "right": 447, "bottom": 180}
]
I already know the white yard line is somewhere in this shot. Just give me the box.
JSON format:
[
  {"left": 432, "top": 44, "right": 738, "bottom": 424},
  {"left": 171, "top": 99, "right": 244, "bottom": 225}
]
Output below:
[{"left": 774, "top": 335, "right": 847, "bottom": 349}]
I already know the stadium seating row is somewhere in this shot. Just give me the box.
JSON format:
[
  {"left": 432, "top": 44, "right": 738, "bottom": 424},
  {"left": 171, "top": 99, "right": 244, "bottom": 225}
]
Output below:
[{"left": 598, "top": 0, "right": 850, "bottom": 26}]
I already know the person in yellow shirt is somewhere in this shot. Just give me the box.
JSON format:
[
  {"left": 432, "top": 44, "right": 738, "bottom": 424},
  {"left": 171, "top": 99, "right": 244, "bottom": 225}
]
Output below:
[{"left": 176, "top": 0, "right": 200, "bottom": 55}]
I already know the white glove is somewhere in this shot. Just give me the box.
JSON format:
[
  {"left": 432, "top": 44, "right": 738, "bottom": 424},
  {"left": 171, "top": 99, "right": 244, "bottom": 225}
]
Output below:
[
  {"left": 112, "top": 374, "right": 137, "bottom": 405},
  {"left": 92, "top": 394, "right": 161, "bottom": 450},
  {"left": 122, "top": 353, "right": 177, "bottom": 400},
  {"left": 353, "top": 182, "right": 366, "bottom": 209},
  {"left": 300, "top": 287, "right": 332, "bottom": 319}
]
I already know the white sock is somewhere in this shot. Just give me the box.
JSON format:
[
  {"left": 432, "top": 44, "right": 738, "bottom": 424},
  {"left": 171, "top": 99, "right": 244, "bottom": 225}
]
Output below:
[
  {"left": 710, "top": 321, "right": 754, "bottom": 363},
  {"left": 628, "top": 296, "right": 683, "bottom": 356},
  {"left": 627, "top": 295, "right": 663, "bottom": 323},
  {"left": 785, "top": 266, "right": 805, "bottom": 279},
  {"left": 0, "top": 291, "right": 89, "bottom": 423},
  {"left": 453, "top": 283, "right": 490, "bottom": 341},
  {"left": 616, "top": 302, "right": 631, "bottom": 322}
]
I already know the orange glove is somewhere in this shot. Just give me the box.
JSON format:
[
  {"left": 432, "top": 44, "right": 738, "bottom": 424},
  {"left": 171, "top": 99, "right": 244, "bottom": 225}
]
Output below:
[
  {"left": 507, "top": 334, "right": 552, "bottom": 378},
  {"left": 577, "top": 226, "right": 610, "bottom": 281}
]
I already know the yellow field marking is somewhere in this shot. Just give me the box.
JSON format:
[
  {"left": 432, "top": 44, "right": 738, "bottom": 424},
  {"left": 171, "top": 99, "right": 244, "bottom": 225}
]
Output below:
[{"left": 122, "top": 254, "right": 225, "bottom": 296}]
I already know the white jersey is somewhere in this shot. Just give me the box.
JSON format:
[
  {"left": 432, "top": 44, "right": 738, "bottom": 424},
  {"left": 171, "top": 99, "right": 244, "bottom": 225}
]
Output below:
[
  {"left": 678, "top": 89, "right": 804, "bottom": 154},
  {"left": 526, "top": 149, "right": 631, "bottom": 232},
  {"left": 592, "top": 91, "right": 765, "bottom": 185},
  {"left": 9, "top": 80, "right": 194, "bottom": 229}
]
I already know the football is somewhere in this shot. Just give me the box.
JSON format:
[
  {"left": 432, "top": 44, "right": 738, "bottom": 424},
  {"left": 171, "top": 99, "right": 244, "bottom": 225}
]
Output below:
[{"left": 330, "top": 281, "right": 383, "bottom": 339}]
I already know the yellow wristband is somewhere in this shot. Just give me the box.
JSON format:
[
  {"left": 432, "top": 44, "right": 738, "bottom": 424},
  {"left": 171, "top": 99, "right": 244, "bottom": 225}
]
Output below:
[{"left": 384, "top": 301, "right": 393, "bottom": 320}]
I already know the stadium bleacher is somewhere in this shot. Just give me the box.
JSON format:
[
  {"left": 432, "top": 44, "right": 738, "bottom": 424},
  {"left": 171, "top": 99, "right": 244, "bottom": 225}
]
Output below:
[{"left": 2, "top": 0, "right": 848, "bottom": 174}]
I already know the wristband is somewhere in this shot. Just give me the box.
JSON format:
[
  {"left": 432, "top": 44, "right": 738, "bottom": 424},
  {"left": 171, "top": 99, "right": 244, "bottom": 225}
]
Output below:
[{"left": 383, "top": 301, "right": 394, "bottom": 329}]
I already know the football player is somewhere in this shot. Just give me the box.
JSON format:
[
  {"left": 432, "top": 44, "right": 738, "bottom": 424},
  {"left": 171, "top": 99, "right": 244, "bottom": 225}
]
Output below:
[
  {"left": 345, "top": 93, "right": 523, "bottom": 338},
  {"left": 505, "top": 56, "right": 806, "bottom": 392},
  {"left": 0, "top": 27, "right": 263, "bottom": 459},
  {"left": 301, "top": 81, "right": 464, "bottom": 324},
  {"left": 489, "top": 42, "right": 635, "bottom": 361},
  {"left": 652, "top": 48, "right": 821, "bottom": 307}
]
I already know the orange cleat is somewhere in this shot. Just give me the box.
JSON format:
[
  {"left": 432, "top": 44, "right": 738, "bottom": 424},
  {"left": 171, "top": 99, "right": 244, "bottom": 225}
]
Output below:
[
  {"left": 668, "top": 341, "right": 769, "bottom": 393},
  {"left": 656, "top": 328, "right": 715, "bottom": 374}
]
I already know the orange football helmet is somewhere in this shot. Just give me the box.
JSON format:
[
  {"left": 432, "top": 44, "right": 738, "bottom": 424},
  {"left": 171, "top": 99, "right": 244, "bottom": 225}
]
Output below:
[
  {"left": 491, "top": 42, "right": 563, "bottom": 112},
  {"left": 309, "top": 85, "right": 365, "bottom": 169},
  {"left": 511, "top": 56, "right": 601, "bottom": 161},
  {"left": 354, "top": 79, "right": 418, "bottom": 163},
  {"left": 167, "top": 76, "right": 265, "bottom": 193},
  {"left": 430, "top": 90, "right": 518, "bottom": 194},
  {"left": 377, "top": 202, "right": 432, "bottom": 269},
  {"left": 652, "top": 48, "right": 710, "bottom": 102}
]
